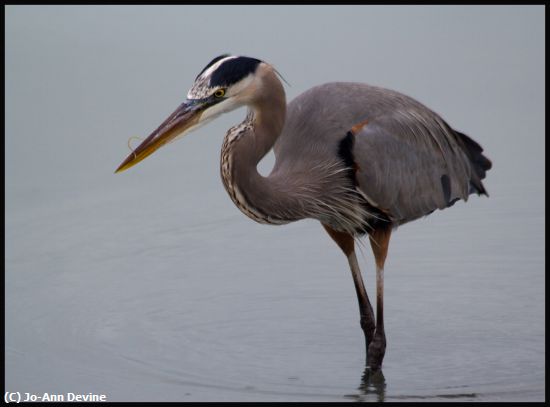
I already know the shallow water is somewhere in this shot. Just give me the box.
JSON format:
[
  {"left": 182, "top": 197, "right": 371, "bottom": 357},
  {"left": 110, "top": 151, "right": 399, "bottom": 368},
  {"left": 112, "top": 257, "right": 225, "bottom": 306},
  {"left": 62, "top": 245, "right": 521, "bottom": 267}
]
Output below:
[
  {"left": 5, "top": 5, "right": 545, "bottom": 402},
  {"left": 5, "top": 177, "right": 545, "bottom": 402}
]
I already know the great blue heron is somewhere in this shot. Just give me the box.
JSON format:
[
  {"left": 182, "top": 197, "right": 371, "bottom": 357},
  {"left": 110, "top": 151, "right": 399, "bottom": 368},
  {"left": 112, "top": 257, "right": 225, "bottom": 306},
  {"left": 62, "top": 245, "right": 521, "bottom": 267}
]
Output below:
[{"left": 116, "top": 55, "right": 491, "bottom": 370}]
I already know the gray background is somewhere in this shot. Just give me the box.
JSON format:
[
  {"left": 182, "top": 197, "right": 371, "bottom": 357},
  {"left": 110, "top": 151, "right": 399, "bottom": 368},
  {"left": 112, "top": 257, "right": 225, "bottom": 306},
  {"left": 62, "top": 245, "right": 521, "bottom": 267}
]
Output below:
[{"left": 5, "top": 5, "right": 545, "bottom": 402}]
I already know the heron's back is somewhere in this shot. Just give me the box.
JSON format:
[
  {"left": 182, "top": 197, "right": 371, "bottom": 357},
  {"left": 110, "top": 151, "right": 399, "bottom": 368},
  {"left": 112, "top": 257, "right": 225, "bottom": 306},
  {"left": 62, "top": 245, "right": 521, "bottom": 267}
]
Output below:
[{"left": 273, "top": 82, "right": 491, "bottom": 226}]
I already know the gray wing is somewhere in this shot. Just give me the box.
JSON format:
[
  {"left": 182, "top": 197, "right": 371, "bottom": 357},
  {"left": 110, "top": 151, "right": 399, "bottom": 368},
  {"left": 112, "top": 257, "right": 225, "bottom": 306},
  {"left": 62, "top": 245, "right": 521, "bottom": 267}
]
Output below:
[
  {"left": 352, "top": 112, "right": 473, "bottom": 223},
  {"left": 275, "top": 82, "right": 491, "bottom": 225}
]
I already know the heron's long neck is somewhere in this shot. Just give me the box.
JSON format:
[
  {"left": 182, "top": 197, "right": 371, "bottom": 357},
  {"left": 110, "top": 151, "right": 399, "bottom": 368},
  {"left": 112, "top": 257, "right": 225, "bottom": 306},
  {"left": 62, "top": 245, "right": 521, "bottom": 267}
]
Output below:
[{"left": 220, "top": 77, "right": 302, "bottom": 224}]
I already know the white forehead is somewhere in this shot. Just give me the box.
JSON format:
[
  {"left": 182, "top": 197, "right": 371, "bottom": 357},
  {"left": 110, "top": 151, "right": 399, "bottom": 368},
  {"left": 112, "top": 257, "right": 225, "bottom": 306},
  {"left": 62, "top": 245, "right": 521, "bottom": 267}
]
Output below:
[
  {"left": 199, "top": 55, "right": 238, "bottom": 80},
  {"left": 187, "top": 55, "right": 261, "bottom": 100},
  {"left": 187, "top": 56, "right": 238, "bottom": 99}
]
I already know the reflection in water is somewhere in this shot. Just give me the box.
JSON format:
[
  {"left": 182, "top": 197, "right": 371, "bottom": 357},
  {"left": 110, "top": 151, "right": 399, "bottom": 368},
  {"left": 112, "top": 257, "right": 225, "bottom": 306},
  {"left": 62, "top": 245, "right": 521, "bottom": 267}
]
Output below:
[
  {"left": 359, "top": 367, "right": 386, "bottom": 402},
  {"left": 345, "top": 367, "right": 386, "bottom": 402},
  {"left": 347, "top": 367, "right": 481, "bottom": 402}
]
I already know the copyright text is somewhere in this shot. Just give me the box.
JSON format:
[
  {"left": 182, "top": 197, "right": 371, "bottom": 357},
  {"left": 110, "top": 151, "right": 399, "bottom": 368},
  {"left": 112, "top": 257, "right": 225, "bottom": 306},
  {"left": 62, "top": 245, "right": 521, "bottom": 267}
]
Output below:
[{"left": 5, "top": 392, "right": 107, "bottom": 403}]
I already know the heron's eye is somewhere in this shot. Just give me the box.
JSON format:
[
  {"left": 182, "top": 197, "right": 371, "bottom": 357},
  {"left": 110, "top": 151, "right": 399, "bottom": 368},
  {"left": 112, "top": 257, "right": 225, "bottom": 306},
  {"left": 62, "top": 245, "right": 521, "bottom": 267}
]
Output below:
[{"left": 214, "top": 89, "right": 226, "bottom": 98}]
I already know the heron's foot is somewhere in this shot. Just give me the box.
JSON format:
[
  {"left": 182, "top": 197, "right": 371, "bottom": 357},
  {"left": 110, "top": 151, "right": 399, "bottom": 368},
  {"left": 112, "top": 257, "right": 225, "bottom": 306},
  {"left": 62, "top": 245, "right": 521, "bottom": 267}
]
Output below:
[{"left": 367, "top": 330, "right": 386, "bottom": 371}]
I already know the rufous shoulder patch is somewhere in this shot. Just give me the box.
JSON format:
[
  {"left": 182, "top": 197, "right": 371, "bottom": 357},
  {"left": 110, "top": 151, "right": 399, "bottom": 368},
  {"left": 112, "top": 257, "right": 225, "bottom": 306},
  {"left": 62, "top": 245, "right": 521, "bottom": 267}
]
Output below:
[{"left": 350, "top": 119, "right": 369, "bottom": 135}]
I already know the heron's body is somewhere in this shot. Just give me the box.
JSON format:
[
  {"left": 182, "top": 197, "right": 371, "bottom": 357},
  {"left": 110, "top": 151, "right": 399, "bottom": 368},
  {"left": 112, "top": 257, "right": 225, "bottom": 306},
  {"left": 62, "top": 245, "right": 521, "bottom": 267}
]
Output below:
[
  {"left": 221, "top": 79, "right": 489, "bottom": 234},
  {"left": 116, "top": 55, "right": 491, "bottom": 370}
]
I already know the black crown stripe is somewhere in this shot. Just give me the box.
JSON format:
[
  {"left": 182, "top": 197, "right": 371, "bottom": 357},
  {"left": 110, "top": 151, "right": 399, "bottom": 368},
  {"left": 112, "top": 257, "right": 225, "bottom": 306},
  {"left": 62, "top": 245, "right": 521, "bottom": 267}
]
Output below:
[
  {"left": 196, "top": 54, "right": 231, "bottom": 80},
  {"left": 209, "top": 56, "right": 262, "bottom": 88}
]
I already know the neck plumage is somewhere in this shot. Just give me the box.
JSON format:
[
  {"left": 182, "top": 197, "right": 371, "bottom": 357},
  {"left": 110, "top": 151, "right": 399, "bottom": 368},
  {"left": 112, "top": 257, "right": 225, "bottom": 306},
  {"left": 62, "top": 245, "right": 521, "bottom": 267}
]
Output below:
[{"left": 220, "top": 71, "right": 303, "bottom": 225}]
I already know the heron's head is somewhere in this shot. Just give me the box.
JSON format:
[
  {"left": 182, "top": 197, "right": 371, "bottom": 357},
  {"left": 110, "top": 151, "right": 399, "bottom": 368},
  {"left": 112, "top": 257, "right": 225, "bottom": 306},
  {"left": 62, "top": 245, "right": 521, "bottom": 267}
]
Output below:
[{"left": 115, "top": 54, "right": 273, "bottom": 173}]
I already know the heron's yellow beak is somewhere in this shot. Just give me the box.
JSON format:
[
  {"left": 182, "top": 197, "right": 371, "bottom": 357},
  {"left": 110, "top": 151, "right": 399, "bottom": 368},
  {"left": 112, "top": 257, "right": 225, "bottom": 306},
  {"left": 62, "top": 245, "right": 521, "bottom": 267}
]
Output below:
[{"left": 115, "top": 101, "right": 205, "bottom": 173}]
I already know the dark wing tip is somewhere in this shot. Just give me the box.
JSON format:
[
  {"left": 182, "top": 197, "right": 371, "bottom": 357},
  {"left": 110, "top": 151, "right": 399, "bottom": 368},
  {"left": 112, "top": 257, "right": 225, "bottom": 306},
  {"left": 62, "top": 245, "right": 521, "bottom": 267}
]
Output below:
[{"left": 454, "top": 130, "right": 492, "bottom": 196}]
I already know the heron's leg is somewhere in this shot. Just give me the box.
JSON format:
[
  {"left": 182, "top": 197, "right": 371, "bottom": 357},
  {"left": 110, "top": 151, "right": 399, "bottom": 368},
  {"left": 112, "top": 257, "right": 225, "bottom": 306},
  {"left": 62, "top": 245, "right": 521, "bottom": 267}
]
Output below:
[
  {"left": 322, "top": 224, "right": 376, "bottom": 354},
  {"left": 367, "top": 226, "right": 391, "bottom": 370}
]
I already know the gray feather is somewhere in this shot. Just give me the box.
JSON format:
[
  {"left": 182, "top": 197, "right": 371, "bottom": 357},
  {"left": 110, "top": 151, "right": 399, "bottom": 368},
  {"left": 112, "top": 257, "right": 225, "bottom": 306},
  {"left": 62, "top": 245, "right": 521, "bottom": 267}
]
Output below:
[{"left": 273, "top": 82, "right": 488, "bottom": 227}]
